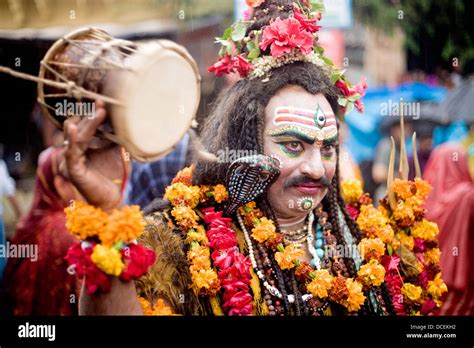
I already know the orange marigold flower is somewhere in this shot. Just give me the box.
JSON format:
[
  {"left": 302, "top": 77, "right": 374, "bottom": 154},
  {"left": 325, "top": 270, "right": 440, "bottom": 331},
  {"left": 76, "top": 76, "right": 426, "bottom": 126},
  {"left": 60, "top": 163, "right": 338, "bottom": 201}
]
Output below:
[
  {"left": 185, "top": 227, "right": 209, "bottom": 245},
  {"left": 171, "top": 206, "right": 199, "bottom": 230},
  {"left": 344, "top": 278, "right": 366, "bottom": 312},
  {"left": 99, "top": 205, "right": 145, "bottom": 246},
  {"left": 424, "top": 247, "right": 441, "bottom": 264},
  {"left": 171, "top": 166, "right": 194, "bottom": 186},
  {"left": 401, "top": 283, "right": 423, "bottom": 302},
  {"left": 246, "top": 0, "right": 265, "bottom": 7},
  {"left": 139, "top": 297, "right": 180, "bottom": 316},
  {"left": 328, "top": 275, "right": 349, "bottom": 302},
  {"left": 427, "top": 273, "right": 448, "bottom": 299},
  {"left": 392, "top": 178, "right": 414, "bottom": 200},
  {"left": 358, "top": 237, "right": 385, "bottom": 261},
  {"left": 238, "top": 201, "right": 257, "bottom": 215},
  {"left": 213, "top": 184, "right": 229, "bottom": 203},
  {"left": 414, "top": 177, "right": 432, "bottom": 200},
  {"left": 65, "top": 201, "right": 108, "bottom": 239},
  {"left": 357, "top": 259, "right": 386, "bottom": 287},
  {"left": 341, "top": 179, "right": 364, "bottom": 205},
  {"left": 392, "top": 200, "right": 415, "bottom": 227},
  {"left": 411, "top": 219, "right": 439, "bottom": 241},
  {"left": 164, "top": 182, "right": 200, "bottom": 208},
  {"left": 191, "top": 268, "right": 220, "bottom": 292},
  {"left": 357, "top": 205, "right": 389, "bottom": 235},
  {"left": 275, "top": 244, "right": 304, "bottom": 270},
  {"left": 187, "top": 244, "right": 210, "bottom": 262},
  {"left": 251, "top": 217, "right": 276, "bottom": 243},
  {"left": 307, "top": 269, "right": 333, "bottom": 298}
]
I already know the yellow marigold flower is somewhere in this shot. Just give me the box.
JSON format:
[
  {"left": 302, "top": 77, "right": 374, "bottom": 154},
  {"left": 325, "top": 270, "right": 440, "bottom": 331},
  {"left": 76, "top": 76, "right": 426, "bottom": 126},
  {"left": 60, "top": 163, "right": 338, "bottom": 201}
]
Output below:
[
  {"left": 357, "top": 205, "right": 389, "bottom": 234},
  {"left": 377, "top": 225, "right": 395, "bottom": 244},
  {"left": 99, "top": 205, "right": 145, "bottom": 246},
  {"left": 392, "top": 178, "right": 414, "bottom": 200},
  {"left": 64, "top": 201, "right": 108, "bottom": 239},
  {"left": 424, "top": 248, "right": 441, "bottom": 264},
  {"left": 185, "top": 227, "right": 209, "bottom": 245},
  {"left": 401, "top": 283, "right": 423, "bottom": 302},
  {"left": 171, "top": 206, "right": 199, "bottom": 230},
  {"left": 187, "top": 244, "right": 210, "bottom": 262},
  {"left": 357, "top": 259, "right": 386, "bottom": 287},
  {"left": 411, "top": 219, "right": 439, "bottom": 241},
  {"left": 190, "top": 255, "right": 211, "bottom": 269},
  {"left": 307, "top": 269, "right": 333, "bottom": 298},
  {"left": 414, "top": 177, "right": 432, "bottom": 200},
  {"left": 91, "top": 244, "right": 124, "bottom": 276},
  {"left": 164, "top": 182, "right": 200, "bottom": 208},
  {"left": 213, "top": 184, "right": 229, "bottom": 203},
  {"left": 358, "top": 237, "right": 385, "bottom": 261},
  {"left": 344, "top": 278, "right": 366, "bottom": 312},
  {"left": 427, "top": 273, "right": 448, "bottom": 298},
  {"left": 398, "top": 231, "right": 414, "bottom": 251},
  {"left": 191, "top": 268, "right": 219, "bottom": 290},
  {"left": 378, "top": 204, "right": 390, "bottom": 218},
  {"left": 251, "top": 217, "right": 276, "bottom": 243},
  {"left": 341, "top": 180, "right": 363, "bottom": 205},
  {"left": 275, "top": 244, "right": 304, "bottom": 270}
]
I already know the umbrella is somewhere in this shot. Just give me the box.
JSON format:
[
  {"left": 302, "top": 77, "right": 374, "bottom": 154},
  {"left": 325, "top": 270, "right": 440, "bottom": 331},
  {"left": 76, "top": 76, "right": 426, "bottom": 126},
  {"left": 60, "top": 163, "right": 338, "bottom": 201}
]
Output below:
[{"left": 438, "top": 78, "right": 474, "bottom": 123}]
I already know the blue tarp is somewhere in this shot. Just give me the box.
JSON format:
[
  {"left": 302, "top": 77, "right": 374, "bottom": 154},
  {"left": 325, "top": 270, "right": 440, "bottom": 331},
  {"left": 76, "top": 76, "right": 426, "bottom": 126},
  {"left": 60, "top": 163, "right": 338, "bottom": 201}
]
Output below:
[{"left": 344, "top": 82, "right": 448, "bottom": 163}]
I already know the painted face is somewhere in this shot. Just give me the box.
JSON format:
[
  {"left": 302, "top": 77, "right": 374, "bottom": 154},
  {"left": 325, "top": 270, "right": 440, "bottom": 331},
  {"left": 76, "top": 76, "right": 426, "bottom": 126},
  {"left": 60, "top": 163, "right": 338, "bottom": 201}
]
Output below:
[{"left": 263, "top": 85, "right": 338, "bottom": 219}]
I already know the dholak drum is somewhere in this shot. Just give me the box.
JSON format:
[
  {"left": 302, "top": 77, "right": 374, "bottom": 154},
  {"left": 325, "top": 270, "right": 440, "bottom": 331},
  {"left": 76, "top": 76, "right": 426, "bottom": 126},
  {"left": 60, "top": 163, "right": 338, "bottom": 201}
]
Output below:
[{"left": 37, "top": 27, "right": 200, "bottom": 162}]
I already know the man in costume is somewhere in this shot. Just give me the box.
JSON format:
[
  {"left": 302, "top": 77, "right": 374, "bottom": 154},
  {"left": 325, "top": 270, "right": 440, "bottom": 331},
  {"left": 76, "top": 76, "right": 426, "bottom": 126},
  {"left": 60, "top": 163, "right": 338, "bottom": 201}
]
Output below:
[{"left": 62, "top": 0, "right": 446, "bottom": 316}]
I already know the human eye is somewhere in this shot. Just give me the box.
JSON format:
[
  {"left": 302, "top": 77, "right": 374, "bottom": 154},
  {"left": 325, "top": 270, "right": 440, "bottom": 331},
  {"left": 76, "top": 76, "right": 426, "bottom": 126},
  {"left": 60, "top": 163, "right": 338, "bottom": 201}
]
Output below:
[
  {"left": 277, "top": 141, "right": 304, "bottom": 157},
  {"left": 321, "top": 143, "right": 335, "bottom": 159}
]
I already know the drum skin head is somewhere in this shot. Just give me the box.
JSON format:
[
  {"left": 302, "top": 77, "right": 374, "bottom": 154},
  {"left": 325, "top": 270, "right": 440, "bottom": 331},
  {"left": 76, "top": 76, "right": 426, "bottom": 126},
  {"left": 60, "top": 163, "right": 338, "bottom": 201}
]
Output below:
[{"left": 106, "top": 41, "right": 200, "bottom": 162}]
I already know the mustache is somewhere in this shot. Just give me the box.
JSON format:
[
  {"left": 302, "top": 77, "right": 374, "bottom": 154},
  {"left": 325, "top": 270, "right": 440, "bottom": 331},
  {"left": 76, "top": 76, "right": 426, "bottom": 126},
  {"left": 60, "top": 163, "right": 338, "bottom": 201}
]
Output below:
[{"left": 283, "top": 175, "right": 332, "bottom": 189}]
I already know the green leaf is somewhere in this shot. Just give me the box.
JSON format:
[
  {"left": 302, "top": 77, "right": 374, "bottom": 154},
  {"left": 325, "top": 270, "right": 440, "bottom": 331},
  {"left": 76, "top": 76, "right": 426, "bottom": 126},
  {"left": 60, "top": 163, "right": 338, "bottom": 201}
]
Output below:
[
  {"left": 309, "top": 0, "right": 325, "bottom": 14},
  {"left": 337, "top": 97, "right": 348, "bottom": 107},
  {"left": 215, "top": 37, "right": 231, "bottom": 47},
  {"left": 222, "top": 27, "right": 232, "bottom": 40},
  {"left": 387, "top": 244, "right": 393, "bottom": 256},
  {"left": 232, "top": 22, "right": 247, "bottom": 41},
  {"left": 347, "top": 93, "right": 361, "bottom": 102},
  {"left": 246, "top": 41, "right": 260, "bottom": 59},
  {"left": 345, "top": 102, "right": 354, "bottom": 114}
]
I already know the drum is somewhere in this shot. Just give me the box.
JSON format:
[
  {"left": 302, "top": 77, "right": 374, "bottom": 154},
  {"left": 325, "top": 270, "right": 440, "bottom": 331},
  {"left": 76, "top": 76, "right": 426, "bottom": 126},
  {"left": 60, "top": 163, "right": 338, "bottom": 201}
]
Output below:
[{"left": 37, "top": 27, "right": 201, "bottom": 162}]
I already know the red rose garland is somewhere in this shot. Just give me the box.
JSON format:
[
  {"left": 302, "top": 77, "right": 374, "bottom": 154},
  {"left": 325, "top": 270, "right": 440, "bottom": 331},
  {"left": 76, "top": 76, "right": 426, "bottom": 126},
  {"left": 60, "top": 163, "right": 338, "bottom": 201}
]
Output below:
[{"left": 203, "top": 208, "right": 254, "bottom": 316}]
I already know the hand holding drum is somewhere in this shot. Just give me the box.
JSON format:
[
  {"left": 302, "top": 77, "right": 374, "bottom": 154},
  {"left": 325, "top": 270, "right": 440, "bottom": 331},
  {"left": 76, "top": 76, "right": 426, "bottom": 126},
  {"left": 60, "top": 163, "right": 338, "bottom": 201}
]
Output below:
[{"left": 34, "top": 28, "right": 201, "bottom": 209}]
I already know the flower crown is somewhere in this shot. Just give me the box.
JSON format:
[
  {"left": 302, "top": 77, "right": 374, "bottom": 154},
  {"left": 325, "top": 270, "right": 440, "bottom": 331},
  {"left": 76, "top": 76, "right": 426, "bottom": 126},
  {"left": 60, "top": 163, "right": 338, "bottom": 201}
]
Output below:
[{"left": 208, "top": 0, "right": 367, "bottom": 116}]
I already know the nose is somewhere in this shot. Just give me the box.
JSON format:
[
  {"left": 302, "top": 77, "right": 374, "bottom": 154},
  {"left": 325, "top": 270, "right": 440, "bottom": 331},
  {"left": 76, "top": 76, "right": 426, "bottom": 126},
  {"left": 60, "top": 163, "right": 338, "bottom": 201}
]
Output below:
[{"left": 299, "top": 150, "right": 325, "bottom": 180}]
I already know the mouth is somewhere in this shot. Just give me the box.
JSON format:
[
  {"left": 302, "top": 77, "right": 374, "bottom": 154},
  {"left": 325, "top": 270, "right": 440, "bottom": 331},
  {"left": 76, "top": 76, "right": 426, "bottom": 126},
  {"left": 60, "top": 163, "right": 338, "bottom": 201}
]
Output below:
[{"left": 293, "top": 182, "right": 323, "bottom": 195}]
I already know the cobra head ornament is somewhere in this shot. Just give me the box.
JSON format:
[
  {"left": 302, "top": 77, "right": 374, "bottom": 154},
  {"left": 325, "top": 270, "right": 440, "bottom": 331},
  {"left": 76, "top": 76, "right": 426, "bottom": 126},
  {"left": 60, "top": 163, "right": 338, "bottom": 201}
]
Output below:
[{"left": 225, "top": 154, "right": 282, "bottom": 216}]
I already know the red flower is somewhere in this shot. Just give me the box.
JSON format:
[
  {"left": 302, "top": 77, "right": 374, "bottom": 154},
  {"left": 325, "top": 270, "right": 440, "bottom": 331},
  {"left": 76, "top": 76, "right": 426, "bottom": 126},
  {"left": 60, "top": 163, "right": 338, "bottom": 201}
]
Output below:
[
  {"left": 234, "top": 54, "right": 253, "bottom": 78},
  {"left": 346, "top": 204, "right": 359, "bottom": 220},
  {"left": 421, "top": 298, "right": 436, "bottom": 315},
  {"left": 293, "top": 6, "right": 320, "bottom": 33},
  {"left": 207, "top": 226, "right": 237, "bottom": 250},
  {"left": 413, "top": 238, "right": 427, "bottom": 253},
  {"left": 208, "top": 55, "right": 235, "bottom": 77},
  {"left": 120, "top": 243, "right": 156, "bottom": 281},
  {"left": 223, "top": 291, "right": 253, "bottom": 316},
  {"left": 65, "top": 241, "right": 111, "bottom": 295},
  {"left": 208, "top": 54, "right": 254, "bottom": 78},
  {"left": 260, "top": 17, "right": 314, "bottom": 58},
  {"left": 354, "top": 77, "right": 368, "bottom": 97},
  {"left": 335, "top": 79, "right": 353, "bottom": 97}
]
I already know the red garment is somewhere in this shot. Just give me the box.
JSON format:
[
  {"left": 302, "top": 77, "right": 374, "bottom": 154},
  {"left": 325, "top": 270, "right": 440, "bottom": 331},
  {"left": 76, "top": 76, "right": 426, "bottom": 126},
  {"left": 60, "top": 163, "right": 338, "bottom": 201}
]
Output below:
[
  {"left": 1, "top": 147, "right": 78, "bottom": 315},
  {"left": 423, "top": 143, "right": 474, "bottom": 315}
]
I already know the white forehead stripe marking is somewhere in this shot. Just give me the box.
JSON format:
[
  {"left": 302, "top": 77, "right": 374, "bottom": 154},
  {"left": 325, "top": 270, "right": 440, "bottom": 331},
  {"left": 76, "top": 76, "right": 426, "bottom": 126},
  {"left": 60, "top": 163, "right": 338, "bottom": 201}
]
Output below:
[{"left": 273, "top": 106, "right": 337, "bottom": 133}]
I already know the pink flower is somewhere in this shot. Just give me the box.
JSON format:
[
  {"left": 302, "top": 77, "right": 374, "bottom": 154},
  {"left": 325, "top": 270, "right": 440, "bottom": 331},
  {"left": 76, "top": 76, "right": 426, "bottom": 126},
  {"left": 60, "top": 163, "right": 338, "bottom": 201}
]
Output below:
[
  {"left": 382, "top": 255, "right": 401, "bottom": 272},
  {"left": 243, "top": 9, "right": 251, "bottom": 21},
  {"left": 223, "top": 291, "right": 253, "bottom": 315},
  {"left": 354, "top": 99, "right": 364, "bottom": 113},
  {"left": 293, "top": 7, "right": 320, "bottom": 33},
  {"left": 260, "top": 17, "right": 314, "bottom": 58},
  {"left": 354, "top": 77, "right": 368, "bottom": 97},
  {"left": 212, "top": 247, "right": 237, "bottom": 269},
  {"left": 413, "top": 238, "right": 427, "bottom": 253},
  {"left": 207, "top": 226, "right": 237, "bottom": 250}
]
